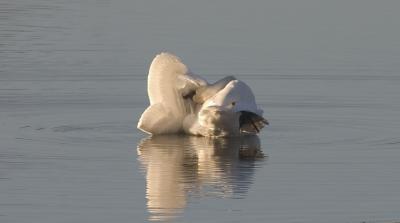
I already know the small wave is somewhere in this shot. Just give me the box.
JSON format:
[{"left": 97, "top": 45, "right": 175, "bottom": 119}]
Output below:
[
  {"left": 369, "top": 137, "right": 400, "bottom": 146},
  {"left": 52, "top": 125, "right": 95, "bottom": 132},
  {"left": 51, "top": 123, "right": 134, "bottom": 133}
]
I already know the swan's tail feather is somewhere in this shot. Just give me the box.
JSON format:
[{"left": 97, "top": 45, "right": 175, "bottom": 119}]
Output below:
[{"left": 193, "top": 76, "right": 236, "bottom": 104}]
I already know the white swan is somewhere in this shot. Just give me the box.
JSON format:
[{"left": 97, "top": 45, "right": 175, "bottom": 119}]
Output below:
[{"left": 137, "top": 52, "right": 268, "bottom": 137}]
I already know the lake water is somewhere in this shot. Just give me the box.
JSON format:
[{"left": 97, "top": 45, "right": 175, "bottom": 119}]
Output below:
[{"left": 1, "top": 0, "right": 400, "bottom": 222}]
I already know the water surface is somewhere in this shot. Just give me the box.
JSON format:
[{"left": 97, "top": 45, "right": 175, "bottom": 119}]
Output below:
[{"left": 1, "top": 0, "right": 400, "bottom": 222}]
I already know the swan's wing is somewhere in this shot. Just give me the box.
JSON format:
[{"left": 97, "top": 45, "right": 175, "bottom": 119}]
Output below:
[
  {"left": 147, "top": 53, "right": 188, "bottom": 105},
  {"left": 177, "top": 74, "right": 208, "bottom": 98},
  {"left": 148, "top": 53, "right": 207, "bottom": 103},
  {"left": 139, "top": 52, "right": 211, "bottom": 135},
  {"left": 147, "top": 52, "right": 207, "bottom": 117},
  {"left": 137, "top": 103, "right": 181, "bottom": 134}
]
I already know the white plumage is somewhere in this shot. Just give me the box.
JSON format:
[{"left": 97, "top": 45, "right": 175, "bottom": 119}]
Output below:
[{"left": 137, "top": 53, "right": 268, "bottom": 137}]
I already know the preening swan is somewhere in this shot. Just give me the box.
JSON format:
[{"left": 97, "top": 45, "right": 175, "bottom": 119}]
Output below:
[{"left": 137, "top": 53, "right": 268, "bottom": 137}]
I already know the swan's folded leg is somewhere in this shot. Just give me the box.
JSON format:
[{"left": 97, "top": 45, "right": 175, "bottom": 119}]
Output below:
[{"left": 137, "top": 103, "right": 181, "bottom": 135}]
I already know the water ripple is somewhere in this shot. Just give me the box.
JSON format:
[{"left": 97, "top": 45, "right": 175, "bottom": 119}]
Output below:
[{"left": 137, "top": 135, "right": 266, "bottom": 221}]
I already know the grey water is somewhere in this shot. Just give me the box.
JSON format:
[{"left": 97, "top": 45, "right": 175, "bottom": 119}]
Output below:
[{"left": 1, "top": 0, "right": 400, "bottom": 222}]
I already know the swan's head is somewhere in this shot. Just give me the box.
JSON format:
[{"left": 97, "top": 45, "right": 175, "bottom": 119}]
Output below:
[{"left": 196, "top": 80, "right": 268, "bottom": 137}]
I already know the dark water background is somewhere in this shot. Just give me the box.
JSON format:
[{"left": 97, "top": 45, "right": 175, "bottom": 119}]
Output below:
[{"left": 1, "top": 1, "right": 400, "bottom": 222}]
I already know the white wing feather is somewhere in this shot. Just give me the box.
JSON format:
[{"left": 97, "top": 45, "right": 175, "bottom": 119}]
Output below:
[{"left": 138, "top": 52, "right": 206, "bottom": 134}]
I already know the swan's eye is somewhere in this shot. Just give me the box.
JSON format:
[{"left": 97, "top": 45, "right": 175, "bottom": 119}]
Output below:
[{"left": 231, "top": 102, "right": 236, "bottom": 106}]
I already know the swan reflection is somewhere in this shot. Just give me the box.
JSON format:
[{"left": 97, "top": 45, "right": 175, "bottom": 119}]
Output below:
[{"left": 137, "top": 135, "right": 265, "bottom": 221}]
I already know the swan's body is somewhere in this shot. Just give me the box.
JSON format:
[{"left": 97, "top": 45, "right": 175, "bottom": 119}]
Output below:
[{"left": 137, "top": 53, "right": 268, "bottom": 137}]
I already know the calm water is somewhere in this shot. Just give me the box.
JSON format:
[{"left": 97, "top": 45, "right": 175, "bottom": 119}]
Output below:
[{"left": 1, "top": 1, "right": 400, "bottom": 222}]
